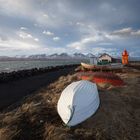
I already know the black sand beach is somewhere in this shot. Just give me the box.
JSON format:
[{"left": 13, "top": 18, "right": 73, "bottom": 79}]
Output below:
[{"left": 0, "top": 65, "right": 78, "bottom": 110}]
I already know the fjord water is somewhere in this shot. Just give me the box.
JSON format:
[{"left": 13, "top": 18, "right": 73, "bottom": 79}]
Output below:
[{"left": 0, "top": 60, "right": 83, "bottom": 73}]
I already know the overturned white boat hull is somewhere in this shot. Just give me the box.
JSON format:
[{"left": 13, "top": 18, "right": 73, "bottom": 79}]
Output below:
[{"left": 57, "top": 80, "right": 100, "bottom": 126}]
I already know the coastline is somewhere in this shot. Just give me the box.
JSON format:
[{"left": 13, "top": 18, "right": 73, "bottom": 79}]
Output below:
[
  {"left": 0, "top": 64, "right": 79, "bottom": 83},
  {"left": 0, "top": 64, "right": 79, "bottom": 111},
  {"left": 0, "top": 65, "right": 139, "bottom": 139}
]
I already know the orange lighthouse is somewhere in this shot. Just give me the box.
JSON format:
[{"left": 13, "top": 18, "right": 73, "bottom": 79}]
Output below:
[{"left": 122, "top": 49, "right": 129, "bottom": 65}]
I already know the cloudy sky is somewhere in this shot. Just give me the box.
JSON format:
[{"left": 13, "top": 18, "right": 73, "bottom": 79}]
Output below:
[{"left": 0, "top": 0, "right": 140, "bottom": 56}]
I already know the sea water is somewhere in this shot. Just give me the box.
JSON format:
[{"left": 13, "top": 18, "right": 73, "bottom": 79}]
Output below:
[{"left": 0, "top": 60, "right": 86, "bottom": 73}]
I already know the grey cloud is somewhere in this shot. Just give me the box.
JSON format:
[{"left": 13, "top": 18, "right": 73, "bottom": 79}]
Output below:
[
  {"left": 20, "top": 27, "right": 28, "bottom": 30},
  {"left": 0, "top": 34, "right": 8, "bottom": 41},
  {"left": 43, "top": 30, "right": 54, "bottom": 36},
  {"left": 53, "top": 37, "right": 60, "bottom": 41},
  {"left": 111, "top": 28, "right": 140, "bottom": 37},
  {"left": 0, "top": 0, "right": 140, "bottom": 56}
]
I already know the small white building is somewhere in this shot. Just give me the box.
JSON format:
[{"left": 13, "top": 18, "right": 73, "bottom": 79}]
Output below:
[
  {"left": 90, "top": 57, "right": 98, "bottom": 65},
  {"left": 98, "top": 53, "right": 112, "bottom": 63}
]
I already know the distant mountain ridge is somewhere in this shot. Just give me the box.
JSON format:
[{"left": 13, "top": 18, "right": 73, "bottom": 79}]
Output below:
[
  {"left": 28, "top": 53, "right": 97, "bottom": 59},
  {"left": 0, "top": 53, "right": 140, "bottom": 61},
  {"left": 0, "top": 53, "right": 92, "bottom": 60}
]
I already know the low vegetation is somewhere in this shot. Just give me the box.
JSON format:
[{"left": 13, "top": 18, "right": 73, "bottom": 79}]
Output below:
[{"left": 0, "top": 67, "right": 140, "bottom": 140}]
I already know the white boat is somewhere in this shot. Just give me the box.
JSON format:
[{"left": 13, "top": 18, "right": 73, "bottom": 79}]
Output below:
[
  {"left": 81, "top": 62, "right": 96, "bottom": 69},
  {"left": 81, "top": 62, "right": 123, "bottom": 70},
  {"left": 57, "top": 80, "right": 100, "bottom": 126},
  {"left": 81, "top": 62, "right": 105, "bottom": 69}
]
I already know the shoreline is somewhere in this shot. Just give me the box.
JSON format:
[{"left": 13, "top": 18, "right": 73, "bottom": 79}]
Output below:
[
  {"left": 0, "top": 64, "right": 79, "bottom": 111},
  {"left": 0, "top": 66, "right": 139, "bottom": 139},
  {"left": 0, "top": 64, "right": 79, "bottom": 83}
]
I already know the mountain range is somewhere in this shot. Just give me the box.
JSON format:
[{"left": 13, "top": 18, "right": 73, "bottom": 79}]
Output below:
[
  {"left": 0, "top": 53, "right": 96, "bottom": 60},
  {"left": 29, "top": 53, "right": 96, "bottom": 59},
  {"left": 0, "top": 53, "right": 139, "bottom": 61}
]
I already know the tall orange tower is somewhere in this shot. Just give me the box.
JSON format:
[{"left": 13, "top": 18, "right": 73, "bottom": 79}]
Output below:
[{"left": 122, "top": 49, "right": 129, "bottom": 65}]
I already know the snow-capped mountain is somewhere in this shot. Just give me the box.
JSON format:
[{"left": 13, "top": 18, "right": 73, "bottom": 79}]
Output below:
[
  {"left": 72, "top": 53, "right": 86, "bottom": 58},
  {"left": 27, "top": 53, "right": 90, "bottom": 59},
  {"left": 48, "top": 53, "right": 59, "bottom": 58},
  {"left": 1, "top": 53, "right": 140, "bottom": 61},
  {"left": 0, "top": 53, "right": 96, "bottom": 60},
  {"left": 59, "top": 53, "right": 70, "bottom": 58},
  {"left": 86, "top": 53, "right": 96, "bottom": 58},
  {"left": 15, "top": 55, "right": 29, "bottom": 58},
  {"left": 48, "top": 53, "right": 71, "bottom": 59},
  {"left": 28, "top": 54, "right": 47, "bottom": 59}
]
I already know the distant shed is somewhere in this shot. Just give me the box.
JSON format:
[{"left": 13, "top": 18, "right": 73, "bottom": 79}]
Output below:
[
  {"left": 98, "top": 53, "right": 112, "bottom": 64},
  {"left": 89, "top": 56, "right": 98, "bottom": 65}
]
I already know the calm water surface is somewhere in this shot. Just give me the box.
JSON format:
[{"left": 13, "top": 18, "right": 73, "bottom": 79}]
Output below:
[{"left": 0, "top": 60, "right": 87, "bottom": 73}]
